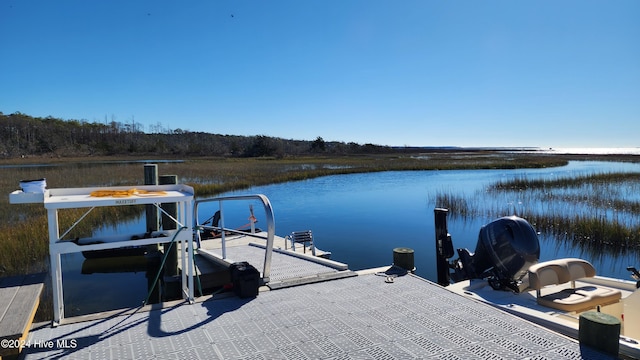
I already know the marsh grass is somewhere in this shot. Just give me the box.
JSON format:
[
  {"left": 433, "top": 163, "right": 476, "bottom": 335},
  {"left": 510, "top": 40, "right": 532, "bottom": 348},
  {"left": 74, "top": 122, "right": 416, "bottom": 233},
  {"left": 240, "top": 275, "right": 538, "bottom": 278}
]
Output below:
[
  {"left": 434, "top": 171, "right": 640, "bottom": 255},
  {"left": 0, "top": 153, "right": 569, "bottom": 276},
  {"left": 0, "top": 153, "right": 622, "bottom": 321},
  {"left": 492, "top": 172, "right": 640, "bottom": 191}
]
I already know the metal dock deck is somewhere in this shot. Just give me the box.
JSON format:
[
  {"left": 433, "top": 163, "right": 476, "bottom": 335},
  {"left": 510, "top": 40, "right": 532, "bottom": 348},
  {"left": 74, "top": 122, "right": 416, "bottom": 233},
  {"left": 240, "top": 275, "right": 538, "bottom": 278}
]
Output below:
[
  {"left": 21, "top": 269, "right": 613, "bottom": 359},
  {"left": 197, "top": 241, "right": 356, "bottom": 289}
]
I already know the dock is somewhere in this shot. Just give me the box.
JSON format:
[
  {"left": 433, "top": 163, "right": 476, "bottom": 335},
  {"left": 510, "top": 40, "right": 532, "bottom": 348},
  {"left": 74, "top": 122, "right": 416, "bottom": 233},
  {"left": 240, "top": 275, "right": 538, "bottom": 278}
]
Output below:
[
  {"left": 8, "top": 189, "right": 621, "bottom": 359},
  {"left": 21, "top": 258, "right": 614, "bottom": 359},
  {"left": 191, "top": 232, "right": 352, "bottom": 291},
  {"left": 0, "top": 273, "right": 44, "bottom": 359}
]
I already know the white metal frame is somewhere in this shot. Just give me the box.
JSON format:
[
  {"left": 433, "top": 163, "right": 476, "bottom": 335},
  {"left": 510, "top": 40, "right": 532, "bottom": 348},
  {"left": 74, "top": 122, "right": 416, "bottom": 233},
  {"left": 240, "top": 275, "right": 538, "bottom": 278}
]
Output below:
[
  {"left": 13, "top": 184, "right": 194, "bottom": 325},
  {"left": 194, "top": 194, "right": 275, "bottom": 283}
]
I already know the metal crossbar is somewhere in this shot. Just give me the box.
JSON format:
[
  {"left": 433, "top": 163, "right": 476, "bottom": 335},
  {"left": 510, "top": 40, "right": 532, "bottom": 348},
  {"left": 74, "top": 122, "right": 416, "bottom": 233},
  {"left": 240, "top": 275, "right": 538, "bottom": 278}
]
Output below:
[{"left": 194, "top": 194, "right": 276, "bottom": 283}]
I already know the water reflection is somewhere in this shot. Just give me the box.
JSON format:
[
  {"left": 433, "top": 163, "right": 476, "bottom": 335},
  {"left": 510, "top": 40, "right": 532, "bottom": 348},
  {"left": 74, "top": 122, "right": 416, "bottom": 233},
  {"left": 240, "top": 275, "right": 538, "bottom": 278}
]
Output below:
[{"left": 62, "top": 253, "right": 155, "bottom": 316}]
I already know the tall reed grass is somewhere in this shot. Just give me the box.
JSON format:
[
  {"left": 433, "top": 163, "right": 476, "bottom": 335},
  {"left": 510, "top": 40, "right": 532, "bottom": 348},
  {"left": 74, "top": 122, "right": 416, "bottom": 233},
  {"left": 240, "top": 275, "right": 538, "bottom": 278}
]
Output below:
[{"left": 433, "top": 171, "right": 640, "bottom": 255}]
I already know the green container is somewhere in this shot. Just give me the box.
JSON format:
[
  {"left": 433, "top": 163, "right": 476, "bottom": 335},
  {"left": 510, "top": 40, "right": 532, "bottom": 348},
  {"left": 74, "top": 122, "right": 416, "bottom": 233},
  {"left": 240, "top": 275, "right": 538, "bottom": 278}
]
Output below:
[
  {"left": 393, "top": 247, "right": 415, "bottom": 271},
  {"left": 579, "top": 311, "right": 620, "bottom": 356}
]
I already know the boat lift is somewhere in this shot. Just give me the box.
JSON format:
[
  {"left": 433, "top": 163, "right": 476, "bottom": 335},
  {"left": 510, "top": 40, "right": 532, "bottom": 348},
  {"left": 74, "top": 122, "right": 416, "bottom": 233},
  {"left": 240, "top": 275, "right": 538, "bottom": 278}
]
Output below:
[{"left": 10, "top": 184, "right": 195, "bottom": 325}]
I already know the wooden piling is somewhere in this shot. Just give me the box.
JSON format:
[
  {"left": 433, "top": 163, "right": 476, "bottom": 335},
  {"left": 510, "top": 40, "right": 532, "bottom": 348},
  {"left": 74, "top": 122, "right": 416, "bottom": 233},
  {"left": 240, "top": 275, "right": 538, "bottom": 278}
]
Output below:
[
  {"left": 143, "top": 164, "right": 159, "bottom": 233},
  {"left": 392, "top": 247, "right": 415, "bottom": 272},
  {"left": 143, "top": 164, "right": 161, "bottom": 303},
  {"left": 160, "top": 175, "right": 178, "bottom": 277},
  {"left": 579, "top": 311, "right": 620, "bottom": 356}
]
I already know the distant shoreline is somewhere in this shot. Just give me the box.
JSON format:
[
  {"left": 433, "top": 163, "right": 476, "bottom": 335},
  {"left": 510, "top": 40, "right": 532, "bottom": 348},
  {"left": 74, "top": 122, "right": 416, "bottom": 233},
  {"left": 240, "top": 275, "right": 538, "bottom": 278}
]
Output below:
[
  {"left": 1, "top": 148, "right": 639, "bottom": 168},
  {"left": 530, "top": 147, "right": 640, "bottom": 155},
  {"left": 392, "top": 146, "right": 640, "bottom": 156}
]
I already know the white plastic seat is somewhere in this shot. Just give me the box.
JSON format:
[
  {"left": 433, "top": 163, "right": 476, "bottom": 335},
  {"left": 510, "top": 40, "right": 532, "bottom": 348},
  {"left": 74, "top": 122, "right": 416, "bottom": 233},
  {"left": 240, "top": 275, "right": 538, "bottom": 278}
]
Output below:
[{"left": 528, "top": 258, "right": 621, "bottom": 312}]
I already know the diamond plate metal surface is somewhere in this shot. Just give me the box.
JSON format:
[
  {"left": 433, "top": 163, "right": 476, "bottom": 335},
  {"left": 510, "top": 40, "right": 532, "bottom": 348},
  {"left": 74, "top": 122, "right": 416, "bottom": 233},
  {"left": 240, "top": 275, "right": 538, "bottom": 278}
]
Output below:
[
  {"left": 23, "top": 272, "right": 615, "bottom": 359},
  {"left": 211, "top": 244, "right": 344, "bottom": 283}
]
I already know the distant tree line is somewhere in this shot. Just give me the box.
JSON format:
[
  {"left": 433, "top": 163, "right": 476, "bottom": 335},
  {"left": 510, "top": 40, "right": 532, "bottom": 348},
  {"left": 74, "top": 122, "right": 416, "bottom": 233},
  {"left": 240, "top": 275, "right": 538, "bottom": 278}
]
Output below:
[{"left": 0, "top": 112, "right": 396, "bottom": 158}]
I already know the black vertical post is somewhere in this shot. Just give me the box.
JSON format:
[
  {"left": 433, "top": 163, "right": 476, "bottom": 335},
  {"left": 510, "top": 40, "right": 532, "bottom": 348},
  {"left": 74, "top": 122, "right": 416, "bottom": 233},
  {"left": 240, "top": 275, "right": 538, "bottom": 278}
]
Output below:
[
  {"left": 144, "top": 164, "right": 161, "bottom": 303},
  {"left": 160, "top": 175, "right": 178, "bottom": 277},
  {"left": 144, "top": 164, "right": 159, "bottom": 233},
  {"left": 434, "top": 208, "right": 452, "bottom": 286}
]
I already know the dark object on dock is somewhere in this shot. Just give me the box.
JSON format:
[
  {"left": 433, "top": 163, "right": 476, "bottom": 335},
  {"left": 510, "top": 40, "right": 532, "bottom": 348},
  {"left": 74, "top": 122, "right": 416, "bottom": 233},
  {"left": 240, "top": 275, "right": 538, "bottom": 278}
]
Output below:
[
  {"left": 392, "top": 247, "right": 415, "bottom": 272},
  {"left": 579, "top": 311, "right": 621, "bottom": 356},
  {"left": 0, "top": 273, "right": 45, "bottom": 358},
  {"left": 229, "top": 262, "right": 259, "bottom": 298}
]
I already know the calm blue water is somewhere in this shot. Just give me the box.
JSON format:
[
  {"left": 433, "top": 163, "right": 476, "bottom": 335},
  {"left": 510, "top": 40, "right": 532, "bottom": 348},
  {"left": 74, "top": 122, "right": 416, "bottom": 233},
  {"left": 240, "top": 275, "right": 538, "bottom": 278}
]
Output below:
[
  {"left": 209, "top": 161, "right": 640, "bottom": 282},
  {"left": 63, "top": 160, "right": 640, "bottom": 316}
]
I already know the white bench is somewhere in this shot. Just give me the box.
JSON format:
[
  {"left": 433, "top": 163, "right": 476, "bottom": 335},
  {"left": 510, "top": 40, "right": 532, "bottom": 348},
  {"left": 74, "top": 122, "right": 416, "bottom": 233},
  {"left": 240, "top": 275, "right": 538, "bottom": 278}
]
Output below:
[{"left": 528, "top": 258, "right": 621, "bottom": 312}]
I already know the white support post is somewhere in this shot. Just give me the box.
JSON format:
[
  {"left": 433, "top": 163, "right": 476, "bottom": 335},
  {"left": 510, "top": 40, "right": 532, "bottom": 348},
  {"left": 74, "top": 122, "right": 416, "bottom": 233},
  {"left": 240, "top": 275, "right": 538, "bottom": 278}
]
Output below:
[
  {"left": 179, "top": 201, "right": 188, "bottom": 301},
  {"left": 185, "top": 201, "right": 194, "bottom": 302},
  {"left": 48, "top": 209, "right": 64, "bottom": 325},
  {"left": 219, "top": 201, "right": 226, "bottom": 259}
]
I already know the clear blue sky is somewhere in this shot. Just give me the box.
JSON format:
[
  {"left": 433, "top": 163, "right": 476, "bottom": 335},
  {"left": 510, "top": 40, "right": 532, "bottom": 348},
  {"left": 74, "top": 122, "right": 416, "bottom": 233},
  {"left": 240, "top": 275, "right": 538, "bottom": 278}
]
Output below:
[{"left": 1, "top": 1, "right": 638, "bottom": 148}]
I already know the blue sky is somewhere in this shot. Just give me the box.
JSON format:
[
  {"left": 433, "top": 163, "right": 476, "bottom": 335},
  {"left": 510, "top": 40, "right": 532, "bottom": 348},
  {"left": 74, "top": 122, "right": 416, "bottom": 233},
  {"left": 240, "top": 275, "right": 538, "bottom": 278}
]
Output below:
[{"left": 1, "top": 1, "right": 638, "bottom": 148}]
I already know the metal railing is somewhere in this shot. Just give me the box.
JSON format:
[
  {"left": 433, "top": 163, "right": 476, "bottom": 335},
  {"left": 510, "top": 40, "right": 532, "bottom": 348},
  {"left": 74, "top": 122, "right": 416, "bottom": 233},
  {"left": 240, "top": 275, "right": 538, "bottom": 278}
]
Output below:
[{"left": 194, "top": 194, "right": 275, "bottom": 283}]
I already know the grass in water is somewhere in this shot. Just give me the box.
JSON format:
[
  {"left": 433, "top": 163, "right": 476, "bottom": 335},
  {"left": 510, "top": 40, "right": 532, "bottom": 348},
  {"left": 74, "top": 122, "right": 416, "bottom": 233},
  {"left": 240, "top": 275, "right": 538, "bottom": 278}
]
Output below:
[{"left": 434, "top": 171, "right": 640, "bottom": 255}]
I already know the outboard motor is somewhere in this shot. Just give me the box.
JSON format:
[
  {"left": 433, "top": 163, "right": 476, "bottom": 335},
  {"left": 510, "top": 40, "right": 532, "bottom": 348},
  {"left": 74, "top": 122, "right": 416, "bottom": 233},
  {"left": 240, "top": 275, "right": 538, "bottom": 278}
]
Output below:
[{"left": 453, "top": 215, "right": 540, "bottom": 292}]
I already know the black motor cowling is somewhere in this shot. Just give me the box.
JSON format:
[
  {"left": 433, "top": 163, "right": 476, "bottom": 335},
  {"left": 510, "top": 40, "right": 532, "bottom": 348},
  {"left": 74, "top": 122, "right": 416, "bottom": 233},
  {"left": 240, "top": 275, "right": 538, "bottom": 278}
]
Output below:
[{"left": 454, "top": 216, "right": 540, "bottom": 291}]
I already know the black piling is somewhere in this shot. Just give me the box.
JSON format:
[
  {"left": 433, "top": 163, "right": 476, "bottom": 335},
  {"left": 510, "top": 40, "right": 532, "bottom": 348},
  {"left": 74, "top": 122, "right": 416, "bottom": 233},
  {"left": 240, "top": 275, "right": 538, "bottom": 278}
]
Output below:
[
  {"left": 143, "top": 164, "right": 159, "bottom": 234},
  {"left": 160, "top": 175, "right": 178, "bottom": 277},
  {"left": 143, "top": 164, "right": 162, "bottom": 303},
  {"left": 434, "top": 208, "right": 453, "bottom": 286},
  {"left": 392, "top": 247, "right": 415, "bottom": 272}
]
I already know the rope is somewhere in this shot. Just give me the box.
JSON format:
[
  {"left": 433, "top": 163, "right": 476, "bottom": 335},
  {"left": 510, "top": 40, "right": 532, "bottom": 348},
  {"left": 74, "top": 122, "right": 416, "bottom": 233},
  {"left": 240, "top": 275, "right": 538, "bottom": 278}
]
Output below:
[
  {"left": 192, "top": 246, "right": 203, "bottom": 297},
  {"left": 143, "top": 226, "right": 200, "bottom": 306},
  {"left": 375, "top": 265, "right": 409, "bottom": 283}
]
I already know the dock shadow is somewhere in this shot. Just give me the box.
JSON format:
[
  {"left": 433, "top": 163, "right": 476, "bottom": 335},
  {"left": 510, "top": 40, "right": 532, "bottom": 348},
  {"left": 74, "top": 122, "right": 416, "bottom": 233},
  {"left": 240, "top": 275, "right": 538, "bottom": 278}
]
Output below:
[{"left": 23, "top": 294, "right": 255, "bottom": 359}]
